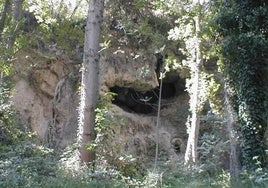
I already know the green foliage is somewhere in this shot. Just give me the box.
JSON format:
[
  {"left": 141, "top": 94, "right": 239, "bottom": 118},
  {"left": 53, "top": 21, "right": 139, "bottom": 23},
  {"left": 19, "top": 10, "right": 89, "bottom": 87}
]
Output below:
[
  {"left": 0, "top": 22, "right": 21, "bottom": 74},
  {"left": 104, "top": 0, "right": 177, "bottom": 53},
  {"left": 0, "top": 81, "right": 25, "bottom": 145},
  {"left": 166, "top": 0, "right": 225, "bottom": 118},
  {"left": 211, "top": 0, "right": 268, "bottom": 170},
  {"left": 0, "top": 139, "right": 56, "bottom": 187},
  {"left": 240, "top": 168, "right": 268, "bottom": 188},
  {"left": 13, "top": 18, "right": 85, "bottom": 62},
  {"left": 0, "top": 0, "right": 87, "bottom": 63},
  {"left": 126, "top": 17, "right": 168, "bottom": 51},
  {"left": 0, "top": 140, "right": 125, "bottom": 188},
  {"left": 26, "top": 0, "right": 87, "bottom": 23},
  {"left": 0, "top": 73, "right": 111, "bottom": 188},
  {"left": 198, "top": 131, "right": 228, "bottom": 173},
  {"left": 95, "top": 92, "right": 118, "bottom": 138},
  {"left": 44, "top": 20, "right": 85, "bottom": 57},
  {"left": 94, "top": 92, "right": 144, "bottom": 178},
  {"left": 162, "top": 163, "right": 220, "bottom": 188}
]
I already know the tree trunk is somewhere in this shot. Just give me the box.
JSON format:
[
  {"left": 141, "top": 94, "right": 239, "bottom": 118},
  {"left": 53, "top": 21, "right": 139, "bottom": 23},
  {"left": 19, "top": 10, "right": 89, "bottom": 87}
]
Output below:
[
  {"left": 184, "top": 62, "right": 201, "bottom": 164},
  {"left": 224, "top": 84, "right": 241, "bottom": 186},
  {"left": 184, "top": 6, "right": 202, "bottom": 164},
  {"left": 13, "top": 0, "right": 23, "bottom": 20},
  {"left": 6, "top": 0, "right": 23, "bottom": 48},
  {"left": 78, "top": 0, "right": 104, "bottom": 164},
  {"left": 154, "top": 72, "right": 163, "bottom": 171},
  {"left": 0, "top": 0, "right": 11, "bottom": 34},
  {"left": 184, "top": 104, "right": 200, "bottom": 164}
]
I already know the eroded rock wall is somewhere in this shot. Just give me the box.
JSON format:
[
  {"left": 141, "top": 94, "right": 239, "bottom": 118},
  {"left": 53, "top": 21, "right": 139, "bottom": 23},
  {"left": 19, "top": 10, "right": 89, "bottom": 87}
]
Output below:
[
  {"left": 12, "top": 47, "right": 189, "bottom": 165},
  {"left": 12, "top": 50, "right": 79, "bottom": 148}
]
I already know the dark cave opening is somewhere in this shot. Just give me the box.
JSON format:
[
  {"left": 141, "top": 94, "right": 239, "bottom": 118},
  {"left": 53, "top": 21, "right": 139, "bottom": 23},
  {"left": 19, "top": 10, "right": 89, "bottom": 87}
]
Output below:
[
  {"left": 110, "top": 74, "right": 185, "bottom": 115},
  {"left": 171, "top": 138, "right": 182, "bottom": 154},
  {"left": 173, "top": 143, "right": 181, "bottom": 154}
]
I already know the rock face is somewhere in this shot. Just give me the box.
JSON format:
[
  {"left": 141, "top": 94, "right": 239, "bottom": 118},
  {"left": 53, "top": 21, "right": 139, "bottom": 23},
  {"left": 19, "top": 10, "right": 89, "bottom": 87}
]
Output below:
[
  {"left": 12, "top": 50, "right": 79, "bottom": 148},
  {"left": 12, "top": 47, "right": 189, "bottom": 165},
  {"left": 100, "top": 49, "right": 159, "bottom": 92}
]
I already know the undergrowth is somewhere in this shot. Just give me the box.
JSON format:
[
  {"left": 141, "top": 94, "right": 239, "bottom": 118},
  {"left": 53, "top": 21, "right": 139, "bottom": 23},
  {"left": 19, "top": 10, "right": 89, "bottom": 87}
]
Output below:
[
  {"left": 0, "top": 87, "right": 267, "bottom": 187},
  {"left": 1, "top": 136, "right": 267, "bottom": 188}
]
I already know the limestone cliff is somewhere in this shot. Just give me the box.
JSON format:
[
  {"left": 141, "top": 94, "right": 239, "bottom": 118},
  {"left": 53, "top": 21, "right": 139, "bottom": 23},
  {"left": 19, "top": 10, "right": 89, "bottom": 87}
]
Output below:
[{"left": 12, "top": 47, "right": 189, "bottom": 165}]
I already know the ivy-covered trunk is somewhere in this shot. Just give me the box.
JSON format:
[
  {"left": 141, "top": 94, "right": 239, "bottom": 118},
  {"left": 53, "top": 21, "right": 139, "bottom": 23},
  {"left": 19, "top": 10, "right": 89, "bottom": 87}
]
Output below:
[
  {"left": 184, "top": 3, "right": 202, "bottom": 165},
  {"left": 224, "top": 85, "right": 241, "bottom": 184},
  {"left": 215, "top": 0, "right": 268, "bottom": 170},
  {"left": 230, "top": 51, "right": 267, "bottom": 170}
]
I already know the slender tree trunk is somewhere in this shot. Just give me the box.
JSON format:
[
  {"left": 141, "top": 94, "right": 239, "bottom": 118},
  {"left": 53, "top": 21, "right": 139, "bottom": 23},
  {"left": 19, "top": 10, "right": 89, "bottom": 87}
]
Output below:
[
  {"left": 0, "top": 0, "right": 11, "bottom": 34},
  {"left": 6, "top": 0, "right": 23, "bottom": 48},
  {"left": 224, "top": 84, "right": 241, "bottom": 186},
  {"left": 154, "top": 72, "right": 163, "bottom": 171},
  {"left": 0, "top": 0, "right": 11, "bottom": 82},
  {"left": 184, "top": 9, "right": 202, "bottom": 164},
  {"left": 184, "top": 66, "right": 200, "bottom": 164},
  {"left": 13, "top": 0, "right": 23, "bottom": 20},
  {"left": 78, "top": 0, "right": 104, "bottom": 164}
]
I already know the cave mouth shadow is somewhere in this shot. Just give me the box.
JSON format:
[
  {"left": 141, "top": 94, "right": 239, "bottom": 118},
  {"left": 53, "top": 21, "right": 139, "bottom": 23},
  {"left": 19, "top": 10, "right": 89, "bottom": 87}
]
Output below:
[{"left": 110, "top": 75, "right": 185, "bottom": 115}]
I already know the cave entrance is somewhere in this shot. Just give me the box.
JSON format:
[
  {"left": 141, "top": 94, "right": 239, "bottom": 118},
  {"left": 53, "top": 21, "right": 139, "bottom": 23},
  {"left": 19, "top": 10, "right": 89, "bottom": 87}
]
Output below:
[{"left": 110, "top": 74, "right": 185, "bottom": 115}]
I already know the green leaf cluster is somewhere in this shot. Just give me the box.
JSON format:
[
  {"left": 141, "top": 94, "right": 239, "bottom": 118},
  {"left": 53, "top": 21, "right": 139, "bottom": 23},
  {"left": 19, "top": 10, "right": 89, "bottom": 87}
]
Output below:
[{"left": 212, "top": 0, "right": 268, "bottom": 170}]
